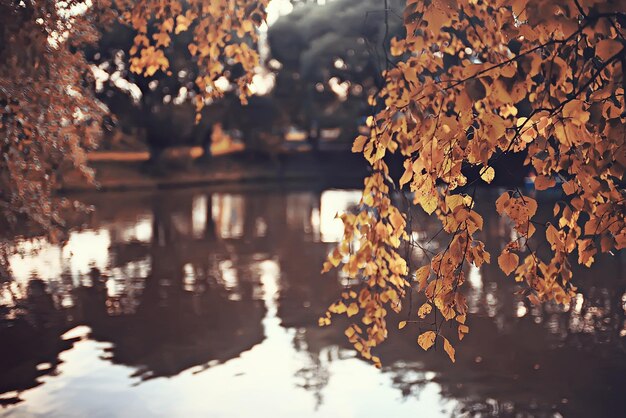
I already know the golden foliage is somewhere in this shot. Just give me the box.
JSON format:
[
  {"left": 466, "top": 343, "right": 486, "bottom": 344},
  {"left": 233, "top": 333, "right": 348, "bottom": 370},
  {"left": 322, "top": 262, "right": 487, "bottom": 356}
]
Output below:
[
  {"left": 124, "top": 0, "right": 270, "bottom": 112},
  {"left": 0, "top": 0, "right": 112, "bottom": 247},
  {"left": 0, "top": 0, "right": 270, "bottom": 272},
  {"left": 322, "top": 0, "right": 626, "bottom": 365}
]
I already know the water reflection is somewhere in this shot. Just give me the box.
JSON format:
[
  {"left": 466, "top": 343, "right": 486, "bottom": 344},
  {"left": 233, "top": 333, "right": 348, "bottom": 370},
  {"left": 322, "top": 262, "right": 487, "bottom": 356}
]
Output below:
[{"left": 1, "top": 187, "right": 625, "bottom": 417}]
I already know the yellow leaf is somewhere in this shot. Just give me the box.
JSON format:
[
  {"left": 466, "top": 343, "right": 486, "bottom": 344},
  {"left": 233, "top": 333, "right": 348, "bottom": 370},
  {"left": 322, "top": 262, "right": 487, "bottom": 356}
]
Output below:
[
  {"left": 498, "top": 250, "right": 519, "bottom": 276},
  {"left": 389, "top": 210, "right": 405, "bottom": 231},
  {"left": 480, "top": 166, "right": 495, "bottom": 184},
  {"left": 175, "top": 15, "right": 192, "bottom": 34},
  {"left": 420, "top": 194, "right": 438, "bottom": 215},
  {"left": 241, "top": 19, "right": 254, "bottom": 33},
  {"left": 443, "top": 337, "right": 456, "bottom": 363},
  {"left": 347, "top": 303, "right": 359, "bottom": 317},
  {"left": 418, "top": 331, "right": 436, "bottom": 351},
  {"left": 344, "top": 326, "right": 356, "bottom": 338},
  {"left": 399, "top": 162, "right": 413, "bottom": 188},
  {"left": 445, "top": 194, "right": 465, "bottom": 211},
  {"left": 417, "top": 302, "right": 432, "bottom": 319},
  {"left": 398, "top": 320, "right": 407, "bottom": 330}
]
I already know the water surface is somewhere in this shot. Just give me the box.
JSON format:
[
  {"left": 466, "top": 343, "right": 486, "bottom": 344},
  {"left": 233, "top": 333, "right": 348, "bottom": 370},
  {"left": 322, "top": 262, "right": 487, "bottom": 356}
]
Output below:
[{"left": 1, "top": 187, "right": 625, "bottom": 417}]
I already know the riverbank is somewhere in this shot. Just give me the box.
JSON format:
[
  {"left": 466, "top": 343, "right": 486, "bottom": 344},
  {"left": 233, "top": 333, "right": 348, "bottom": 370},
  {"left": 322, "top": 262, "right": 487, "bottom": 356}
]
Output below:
[{"left": 61, "top": 150, "right": 369, "bottom": 192}]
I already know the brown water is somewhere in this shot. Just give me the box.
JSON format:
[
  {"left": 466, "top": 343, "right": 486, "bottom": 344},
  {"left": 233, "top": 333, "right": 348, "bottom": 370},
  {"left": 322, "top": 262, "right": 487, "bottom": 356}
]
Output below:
[{"left": 1, "top": 186, "right": 625, "bottom": 417}]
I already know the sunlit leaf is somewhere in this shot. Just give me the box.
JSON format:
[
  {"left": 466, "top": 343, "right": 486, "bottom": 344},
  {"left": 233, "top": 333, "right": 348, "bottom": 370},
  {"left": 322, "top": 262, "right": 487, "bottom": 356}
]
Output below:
[
  {"left": 418, "top": 331, "right": 436, "bottom": 351},
  {"left": 417, "top": 302, "right": 432, "bottom": 319},
  {"left": 479, "top": 166, "right": 495, "bottom": 184}
]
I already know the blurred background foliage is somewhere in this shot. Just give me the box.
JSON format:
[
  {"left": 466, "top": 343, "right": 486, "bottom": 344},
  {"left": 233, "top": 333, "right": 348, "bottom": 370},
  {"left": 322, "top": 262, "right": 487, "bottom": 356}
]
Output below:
[{"left": 88, "top": 0, "right": 405, "bottom": 159}]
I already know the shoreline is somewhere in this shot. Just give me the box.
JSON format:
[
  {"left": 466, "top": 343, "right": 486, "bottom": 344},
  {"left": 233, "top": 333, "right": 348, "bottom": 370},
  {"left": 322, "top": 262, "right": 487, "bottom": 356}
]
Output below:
[{"left": 61, "top": 150, "right": 369, "bottom": 193}]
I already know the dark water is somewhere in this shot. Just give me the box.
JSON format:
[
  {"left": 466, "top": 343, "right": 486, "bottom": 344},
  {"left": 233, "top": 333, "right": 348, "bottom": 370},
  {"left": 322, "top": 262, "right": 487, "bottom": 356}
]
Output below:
[{"left": 1, "top": 186, "right": 625, "bottom": 417}]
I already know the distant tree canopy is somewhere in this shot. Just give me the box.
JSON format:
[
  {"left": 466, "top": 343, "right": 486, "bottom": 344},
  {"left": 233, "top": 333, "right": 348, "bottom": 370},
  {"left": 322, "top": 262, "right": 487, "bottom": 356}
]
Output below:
[
  {"left": 321, "top": 0, "right": 626, "bottom": 366},
  {"left": 90, "top": 1, "right": 271, "bottom": 157},
  {"left": 268, "top": 0, "right": 404, "bottom": 136},
  {"left": 89, "top": 16, "right": 219, "bottom": 156}
]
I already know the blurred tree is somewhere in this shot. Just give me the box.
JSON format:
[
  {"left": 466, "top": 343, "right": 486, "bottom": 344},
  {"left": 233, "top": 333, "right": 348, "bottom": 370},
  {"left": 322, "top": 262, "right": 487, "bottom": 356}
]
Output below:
[
  {"left": 90, "top": 1, "right": 271, "bottom": 160},
  {"left": 0, "top": 0, "right": 269, "bottom": 273},
  {"left": 0, "top": 0, "right": 109, "bottom": 266},
  {"left": 268, "top": 0, "right": 405, "bottom": 146}
]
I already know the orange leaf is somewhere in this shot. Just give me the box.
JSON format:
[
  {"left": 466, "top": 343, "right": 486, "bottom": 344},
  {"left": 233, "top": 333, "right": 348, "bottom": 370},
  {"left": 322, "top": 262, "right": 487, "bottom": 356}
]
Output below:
[
  {"left": 458, "top": 324, "right": 469, "bottom": 341},
  {"left": 415, "top": 265, "right": 430, "bottom": 291},
  {"left": 534, "top": 175, "right": 556, "bottom": 191},
  {"left": 417, "top": 302, "right": 432, "bottom": 319},
  {"left": 498, "top": 250, "right": 519, "bottom": 276},
  {"left": 352, "top": 135, "right": 368, "bottom": 153},
  {"left": 418, "top": 331, "right": 436, "bottom": 351},
  {"left": 495, "top": 192, "right": 510, "bottom": 215},
  {"left": 443, "top": 337, "right": 456, "bottom": 362},
  {"left": 596, "top": 39, "right": 623, "bottom": 61},
  {"left": 399, "top": 162, "right": 413, "bottom": 187}
]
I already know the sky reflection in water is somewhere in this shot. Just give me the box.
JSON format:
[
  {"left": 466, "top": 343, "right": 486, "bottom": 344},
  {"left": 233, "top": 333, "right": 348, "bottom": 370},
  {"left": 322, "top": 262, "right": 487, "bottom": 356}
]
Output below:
[{"left": 1, "top": 187, "right": 625, "bottom": 417}]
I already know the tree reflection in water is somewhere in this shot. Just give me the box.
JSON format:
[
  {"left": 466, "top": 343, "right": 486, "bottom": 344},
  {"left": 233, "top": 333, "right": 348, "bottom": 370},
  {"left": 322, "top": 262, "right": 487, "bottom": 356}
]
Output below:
[{"left": 1, "top": 187, "right": 625, "bottom": 417}]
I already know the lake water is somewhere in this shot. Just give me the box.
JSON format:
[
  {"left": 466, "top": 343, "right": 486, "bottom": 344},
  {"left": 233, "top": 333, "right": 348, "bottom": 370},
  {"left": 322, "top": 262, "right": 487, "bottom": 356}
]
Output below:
[{"left": 1, "top": 186, "right": 625, "bottom": 417}]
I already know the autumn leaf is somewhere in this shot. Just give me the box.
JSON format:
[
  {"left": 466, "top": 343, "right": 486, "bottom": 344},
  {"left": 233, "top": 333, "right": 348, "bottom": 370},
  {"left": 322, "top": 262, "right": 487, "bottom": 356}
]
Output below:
[
  {"left": 352, "top": 135, "right": 368, "bottom": 153},
  {"left": 498, "top": 250, "right": 519, "bottom": 276},
  {"left": 398, "top": 320, "right": 407, "bottom": 330},
  {"left": 417, "top": 302, "right": 432, "bottom": 319},
  {"left": 495, "top": 192, "right": 510, "bottom": 215},
  {"left": 399, "top": 162, "right": 413, "bottom": 187},
  {"left": 346, "top": 303, "right": 359, "bottom": 317},
  {"left": 389, "top": 210, "right": 405, "bottom": 231},
  {"left": 175, "top": 15, "right": 191, "bottom": 34},
  {"left": 418, "top": 331, "right": 436, "bottom": 351},
  {"left": 479, "top": 166, "right": 495, "bottom": 184},
  {"left": 313, "top": 0, "right": 626, "bottom": 367},
  {"left": 596, "top": 39, "right": 623, "bottom": 61},
  {"left": 443, "top": 337, "right": 456, "bottom": 363},
  {"left": 545, "top": 223, "right": 560, "bottom": 250},
  {"left": 420, "top": 194, "right": 438, "bottom": 215},
  {"left": 415, "top": 265, "right": 430, "bottom": 291},
  {"left": 458, "top": 324, "right": 469, "bottom": 341},
  {"left": 534, "top": 175, "right": 555, "bottom": 191}
]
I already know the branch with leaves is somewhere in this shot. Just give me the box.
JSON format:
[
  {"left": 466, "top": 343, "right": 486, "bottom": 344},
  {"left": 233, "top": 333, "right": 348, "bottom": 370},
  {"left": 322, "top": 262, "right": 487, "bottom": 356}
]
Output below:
[{"left": 322, "top": 0, "right": 626, "bottom": 364}]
